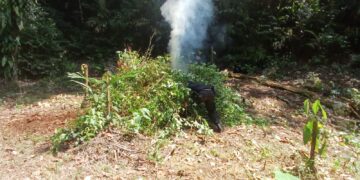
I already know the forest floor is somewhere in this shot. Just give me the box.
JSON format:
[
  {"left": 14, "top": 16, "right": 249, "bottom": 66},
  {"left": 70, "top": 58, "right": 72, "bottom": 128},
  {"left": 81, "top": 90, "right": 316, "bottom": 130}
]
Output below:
[{"left": 0, "top": 67, "right": 360, "bottom": 179}]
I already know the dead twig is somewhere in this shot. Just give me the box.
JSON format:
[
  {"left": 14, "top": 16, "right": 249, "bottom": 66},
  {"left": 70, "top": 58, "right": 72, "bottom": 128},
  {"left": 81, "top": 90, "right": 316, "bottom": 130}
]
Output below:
[
  {"left": 163, "top": 145, "right": 177, "bottom": 162},
  {"left": 114, "top": 144, "right": 138, "bottom": 153},
  {"left": 143, "top": 31, "right": 156, "bottom": 62},
  {"left": 275, "top": 95, "right": 291, "bottom": 105}
]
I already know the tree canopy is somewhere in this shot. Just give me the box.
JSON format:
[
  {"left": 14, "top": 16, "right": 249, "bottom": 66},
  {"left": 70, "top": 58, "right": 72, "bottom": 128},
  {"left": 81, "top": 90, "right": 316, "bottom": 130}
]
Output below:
[{"left": 1, "top": 0, "right": 359, "bottom": 78}]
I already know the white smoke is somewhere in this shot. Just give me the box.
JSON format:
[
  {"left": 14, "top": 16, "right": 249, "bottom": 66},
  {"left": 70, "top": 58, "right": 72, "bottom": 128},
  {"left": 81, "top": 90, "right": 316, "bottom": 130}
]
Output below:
[{"left": 161, "top": 0, "right": 214, "bottom": 70}]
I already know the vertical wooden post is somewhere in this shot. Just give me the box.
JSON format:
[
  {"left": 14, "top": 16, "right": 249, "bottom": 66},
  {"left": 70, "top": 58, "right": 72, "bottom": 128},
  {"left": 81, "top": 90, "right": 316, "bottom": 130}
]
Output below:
[
  {"left": 81, "top": 64, "right": 89, "bottom": 97},
  {"left": 80, "top": 64, "right": 90, "bottom": 109},
  {"left": 106, "top": 72, "right": 112, "bottom": 116}
]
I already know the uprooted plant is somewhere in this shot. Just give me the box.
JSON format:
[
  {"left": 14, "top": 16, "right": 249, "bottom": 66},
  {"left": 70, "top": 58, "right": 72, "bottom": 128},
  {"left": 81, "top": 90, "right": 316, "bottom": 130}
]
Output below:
[{"left": 51, "top": 51, "right": 247, "bottom": 153}]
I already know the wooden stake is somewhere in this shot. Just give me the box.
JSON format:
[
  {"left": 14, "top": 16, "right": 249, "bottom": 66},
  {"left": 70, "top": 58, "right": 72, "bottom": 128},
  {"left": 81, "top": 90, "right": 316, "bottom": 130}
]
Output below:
[
  {"left": 81, "top": 64, "right": 89, "bottom": 97},
  {"left": 106, "top": 72, "right": 112, "bottom": 116},
  {"left": 80, "top": 64, "right": 90, "bottom": 109}
]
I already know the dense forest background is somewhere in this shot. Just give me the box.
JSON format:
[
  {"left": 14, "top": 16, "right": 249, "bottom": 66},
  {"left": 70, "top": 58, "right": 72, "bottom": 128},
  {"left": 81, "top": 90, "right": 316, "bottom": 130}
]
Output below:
[{"left": 1, "top": 0, "right": 360, "bottom": 79}]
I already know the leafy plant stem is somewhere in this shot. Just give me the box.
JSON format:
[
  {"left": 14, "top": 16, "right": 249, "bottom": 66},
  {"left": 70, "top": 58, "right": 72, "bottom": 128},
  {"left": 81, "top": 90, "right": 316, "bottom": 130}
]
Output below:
[{"left": 310, "top": 116, "right": 318, "bottom": 172}]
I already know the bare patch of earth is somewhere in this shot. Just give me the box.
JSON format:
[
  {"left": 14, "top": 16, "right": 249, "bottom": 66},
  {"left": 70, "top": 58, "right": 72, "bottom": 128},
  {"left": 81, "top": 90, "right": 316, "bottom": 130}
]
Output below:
[{"left": 229, "top": 78, "right": 307, "bottom": 128}]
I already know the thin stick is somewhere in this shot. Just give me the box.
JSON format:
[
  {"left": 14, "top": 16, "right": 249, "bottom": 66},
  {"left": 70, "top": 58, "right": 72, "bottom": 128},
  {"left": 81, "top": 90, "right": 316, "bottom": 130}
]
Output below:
[
  {"left": 143, "top": 31, "right": 156, "bottom": 61},
  {"left": 106, "top": 72, "right": 112, "bottom": 116},
  {"left": 81, "top": 64, "right": 89, "bottom": 97}
]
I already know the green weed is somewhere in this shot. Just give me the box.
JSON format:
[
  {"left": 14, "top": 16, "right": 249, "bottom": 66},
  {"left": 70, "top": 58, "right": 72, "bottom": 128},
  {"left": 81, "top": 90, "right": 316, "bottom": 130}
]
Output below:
[
  {"left": 303, "top": 99, "right": 329, "bottom": 171},
  {"left": 51, "top": 51, "right": 247, "bottom": 153}
]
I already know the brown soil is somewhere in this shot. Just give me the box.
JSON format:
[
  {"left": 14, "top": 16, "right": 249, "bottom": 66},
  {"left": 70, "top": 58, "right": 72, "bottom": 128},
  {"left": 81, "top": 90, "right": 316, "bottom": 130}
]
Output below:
[
  {"left": 1, "top": 94, "right": 82, "bottom": 135},
  {"left": 0, "top": 75, "right": 359, "bottom": 179}
]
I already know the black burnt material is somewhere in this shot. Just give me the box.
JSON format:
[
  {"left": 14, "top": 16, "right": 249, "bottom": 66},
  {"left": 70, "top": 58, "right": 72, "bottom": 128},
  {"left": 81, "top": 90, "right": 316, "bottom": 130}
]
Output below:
[{"left": 188, "top": 81, "right": 223, "bottom": 133}]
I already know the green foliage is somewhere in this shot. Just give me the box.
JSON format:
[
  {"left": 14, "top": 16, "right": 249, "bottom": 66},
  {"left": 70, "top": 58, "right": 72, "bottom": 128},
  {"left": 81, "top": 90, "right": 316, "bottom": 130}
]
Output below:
[
  {"left": 303, "top": 100, "right": 328, "bottom": 147},
  {"left": 215, "top": 0, "right": 358, "bottom": 69},
  {"left": 176, "top": 64, "right": 246, "bottom": 127},
  {"left": 303, "top": 121, "right": 313, "bottom": 145},
  {"left": 0, "top": 0, "right": 67, "bottom": 78},
  {"left": 18, "top": 3, "right": 66, "bottom": 77},
  {"left": 51, "top": 51, "right": 246, "bottom": 152},
  {"left": 0, "top": 0, "right": 27, "bottom": 78},
  {"left": 42, "top": 0, "right": 167, "bottom": 61},
  {"left": 2, "top": 0, "right": 360, "bottom": 78},
  {"left": 303, "top": 99, "right": 329, "bottom": 170}
]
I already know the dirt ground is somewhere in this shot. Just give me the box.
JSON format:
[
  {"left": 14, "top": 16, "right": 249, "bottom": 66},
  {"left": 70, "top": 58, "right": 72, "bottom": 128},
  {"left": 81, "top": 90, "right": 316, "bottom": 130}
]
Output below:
[{"left": 0, "top": 75, "right": 359, "bottom": 179}]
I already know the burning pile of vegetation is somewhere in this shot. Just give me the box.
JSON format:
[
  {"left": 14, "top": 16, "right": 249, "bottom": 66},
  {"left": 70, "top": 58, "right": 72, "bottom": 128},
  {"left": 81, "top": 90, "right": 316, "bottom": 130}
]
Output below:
[{"left": 51, "top": 51, "right": 249, "bottom": 152}]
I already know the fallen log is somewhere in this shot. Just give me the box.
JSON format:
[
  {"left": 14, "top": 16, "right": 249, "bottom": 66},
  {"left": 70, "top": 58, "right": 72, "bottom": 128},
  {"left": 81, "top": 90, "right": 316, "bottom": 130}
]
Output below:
[
  {"left": 229, "top": 72, "right": 360, "bottom": 120},
  {"left": 229, "top": 72, "right": 318, "bottom": 98}
]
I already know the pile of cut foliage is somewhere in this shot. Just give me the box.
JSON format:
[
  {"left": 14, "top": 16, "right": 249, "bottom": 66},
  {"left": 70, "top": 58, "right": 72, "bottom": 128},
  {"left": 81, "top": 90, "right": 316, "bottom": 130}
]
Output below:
[{"left": 52, "top": 52, "right": 249, "bottom": 152}]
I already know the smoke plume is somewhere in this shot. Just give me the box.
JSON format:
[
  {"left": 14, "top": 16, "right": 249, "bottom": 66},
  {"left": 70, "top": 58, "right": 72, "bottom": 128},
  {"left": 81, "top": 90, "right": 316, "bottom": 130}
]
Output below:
[{"left": 161, "top": 0, "right": 214, "bottom": 70}]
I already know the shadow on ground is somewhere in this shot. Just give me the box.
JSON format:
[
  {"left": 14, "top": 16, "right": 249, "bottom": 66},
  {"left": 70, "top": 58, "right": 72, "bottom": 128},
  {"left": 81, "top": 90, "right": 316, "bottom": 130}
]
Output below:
[{"left": 0, "top": 77, "right": 82, "bottom": 107}]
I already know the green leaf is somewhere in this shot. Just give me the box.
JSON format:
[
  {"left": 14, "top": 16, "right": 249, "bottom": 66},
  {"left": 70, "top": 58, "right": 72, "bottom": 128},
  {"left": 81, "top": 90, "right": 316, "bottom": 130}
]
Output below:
[
  {"left": 312, "top": 100, "right": 320, "bottom": 115},
  {"left": 274, "top": 170, "right": 300, "bottom": 180},
  {"left": 98, "top": 0, "right": 107, "bottom": 10},
  {"left": 319, "top": 140, "right": 327, "bottom": 156},
  {"left": 140, "top": 108, "right": 151, "bottom": 121},
  {"left": 1, "top": 56, "right": 7, "bottom": 67},
  {"left": 319, "top": 104, "right": 328, "bottom": 120},
  {"left": 15, "top": 36, "right": 20, "bottom": 44},
  {"left": 18, "top": 20, "right": 24, "bottom": 31},
  {"left": 14, "top": 6, "right": 20, "bottom": 16},
  {"left": 8, "top": 60, "right": 13, "bottom": 68},
  {"left": 315, "top": 136, "right": 320, "bottom": 152},
  {"left": 303, "top": 120, "right": 313, "bottom": 144},
  {"left": 93, "top": 94, "right": 99, "bottom": 103},
  {"left": 304, "top": 99, "right": 310, "bottom": 115},
  {"left": 1, "top": 14, "right": 6, "bottom": 31}
]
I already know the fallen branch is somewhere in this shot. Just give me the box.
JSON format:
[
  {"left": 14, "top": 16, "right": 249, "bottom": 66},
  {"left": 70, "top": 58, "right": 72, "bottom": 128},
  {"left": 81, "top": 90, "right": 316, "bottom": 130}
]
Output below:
[
  {"left": 339, "top": 97, "right": 360, "bottom": 119},
  {"left": 114, "top": 144, "right": 138, "bottom": 153},
  {"left": 350, "top": 106, "right": 360, "bottom": 120},
  {"left": 229, "top": 72, "right": 360, "bottom": 120},
  {"left": 229, "top": 72, "right": 318, "bottom": 98}
]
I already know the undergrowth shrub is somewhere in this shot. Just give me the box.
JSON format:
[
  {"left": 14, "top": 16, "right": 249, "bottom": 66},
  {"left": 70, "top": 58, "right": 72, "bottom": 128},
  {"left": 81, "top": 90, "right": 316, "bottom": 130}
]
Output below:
[{"left": 51, "top": 51, "right": 247, "bottom": 152}]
